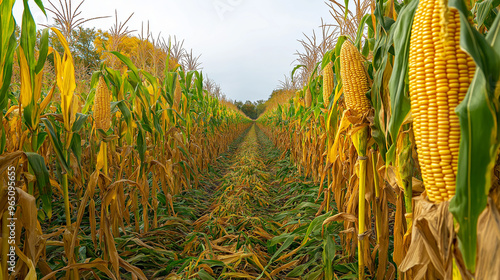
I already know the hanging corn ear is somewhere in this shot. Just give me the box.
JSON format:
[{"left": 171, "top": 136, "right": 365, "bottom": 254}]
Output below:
[
  {"left": 323, "top": 61, "right": 334, "bottom": 108},
  {"left": 94, "top": 76, "right": 111, "bottom": 131},
  {"left": 305, "top": 88, "right": 312, "bottom": 108},
  {"left": 340, "top": 41, "right": 371, "bottom": 115},
  {"left": 337, "top": 40, "right": 373, "bottom": 280},
  {"left": 409, "top": 0, "right": 475, "bottom": 203},
  {"left": 174, "top": 77, "right": 182, "bottom": 110}
]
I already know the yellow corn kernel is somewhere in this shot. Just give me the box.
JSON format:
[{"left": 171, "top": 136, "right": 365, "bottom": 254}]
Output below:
[
  {"left": 339, "top": 41, "right": 371, "bottom": 115},
  {"left": 409, "top": 0, "right": 475, "bottom": 202},
  {"left": 94, "top": 76, "right": 111, "bottom": 131},
  {"left": 323, "top": 61, "right": 334, "bottom": 108},
  {"left": 305, "top": 88, "right": 312, "bottom": 108}
]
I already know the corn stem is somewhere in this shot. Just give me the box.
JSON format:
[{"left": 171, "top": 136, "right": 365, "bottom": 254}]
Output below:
[
  {"left": 102, "top": 142, "right": 108, "bottom": 177},
  {"left": 400, "top": 130, "right": 413, "bottom": 228},
  {"left": 358, "top": 157, "right": 367, "bottom": 280},
  {"left": 372, "top": 150, "right": 381, "bottom": 244},
  {"left": 62, "top": 148, "right": 71, "bottom": 228},
  {"left": 353, "top": 126, "right": 368, "bottom": 280}
]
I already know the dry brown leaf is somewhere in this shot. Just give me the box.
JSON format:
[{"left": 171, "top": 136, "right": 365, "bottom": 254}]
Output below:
[
  {"left": 15, "top": 188, "right": 40, "bottom": 262},
  {"left": 323, "top": 212, "right": 358, "bottom": 234},
  {"left": 393, "top": 190, "right": 406, "bottom": 267},
  {"left": 475, "top": 198, "right": 500, "bottom": 280},
  {"left": 0, "top": 151, "right": 24, "bottom": 175},
  {"left": 270, "top": 260, "right": 300, "bottom": 277},
  {"left": 40, "top": 259, "right": 116, "bottom": 280},
  {"left": 399, "top": 196, "right": 454, "bottom": 279},
  {"left": 119, "top": 257, "right": 148, "bottom": 280},
  {"left": 375, "top": 188, "right": 390, "bottom": 280}
]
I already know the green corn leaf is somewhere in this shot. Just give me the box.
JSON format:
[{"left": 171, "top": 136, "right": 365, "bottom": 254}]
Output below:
[
  {"left": 116, "top": 100, "right": 132, "bottom": 127},
  {"left": 35, "top": 28, "right": 49, "bottom": 74},
  {"left": 31, "top": 0, "right": 46, "bottom": 15},
  {"left": 136, "top": 120, "right": 146, "bottom": 164},
  {"left": 387, "top": 0, "right": 418, "bottom": 164},
  {"left": 1, "top": 128, "right": 6, "bottom": 154},
  {"left": 449, "top": 0, "right": 500, "bottom": 272},
  {"left": 197, "top": 270, "right": 215, "bottom": 280},
  {"left": 322, "top": 234, "right": 337, "bottom": 279},
  {"left": 72, "top": 113, "right": 88, "bottom": 132},
  {"left": 354, "top": 14, "right": 372, "bottom": 49},
  {"left": 70, "top": 132, "right": 82, "bottom": 166},
  {"left": 185, "top": 71, "right": 194, "bottom": 91},
  {"left": 476, "top": 0, "right": 500, "bottom": 30},
  {"left": 305, "top": 268, "right": 323, "bottom": 280},
  {"left": 42, "top": 118, "right": 70, "bottom": 172},
  {"left": 140, "top": 70, "right": 158, "bottom": 90},
  {"left": 288, "top": 261, "right": 314, "bottom": 277},
  {"left": 370, "top": 16, "right": 395, "bottom": 160},
  {"left": 25, "top": 152, "right": 52, "bottom": 219},
  {"left": 256, "top": 235, "right": 294, "bottom": 280},
  {"left": 21, "top": 0, "right": 37, "bottom": 70},
  {"left": 344, "top": 0, "right": 349, "bottom": 19},
  {"left": 0, "top": 0, "right": 17, "bottom": 111},
  {"left": 35, "top": 131, "right": 47, "bottom": 152},
  {"left": 292, "top": 64, "right": 306, "bottom": 82},
  {"left": 375, "top": 0, "right": 395, "bottom": 32},
  {"left": 82, "top": 88, "right": 96, "bottom": 115},
  {"left": 110, "top": 51, "right": 141, "bottom": 82},
  {"left": 195, "top": 71, "right": 204, "bottom": 99}
]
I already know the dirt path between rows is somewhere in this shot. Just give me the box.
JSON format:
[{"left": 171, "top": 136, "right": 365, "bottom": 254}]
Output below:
[{"left": 125, "top": 124, "right": 347, "bottom": 279}]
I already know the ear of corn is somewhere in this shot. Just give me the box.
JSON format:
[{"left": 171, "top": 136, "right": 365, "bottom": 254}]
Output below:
[
  {"left": 339, "top": 41, "right": 371, "bottom": 115},
  {"left": 94, "top": 76, "right": 111, "bottom": 131},
  {"left": 174, "top": 77, "right": 182, "bottom": 110},
  {"left": 323, "top": 61, "right": 334, "bottom": 108},
  {"left": 305, "top": 88, "right": 312, "bottom": 108},
  {"left": 409, "top": 0, "right": 475, "bottom": 202}
]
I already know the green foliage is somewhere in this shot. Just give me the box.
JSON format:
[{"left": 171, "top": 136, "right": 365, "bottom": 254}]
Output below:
[
  {"left": 387, "top": 0, "right": 418, "bottom": 163},
  {"left": 48, "top": 27, "right": 101, "bottom": 73},
  {"left": 234, "top": 99, "right": 266, "bottom": 119},
  {"left": 449, "top": 0, "right": 500, "bottom": 272},
  {"left": 72, "top": 27, "right": 101, "bottom": 71}
]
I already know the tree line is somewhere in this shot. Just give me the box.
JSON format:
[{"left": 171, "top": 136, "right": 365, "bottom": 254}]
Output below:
[{"left": 233, "top": 100, "right": 266, "bottom": 120}]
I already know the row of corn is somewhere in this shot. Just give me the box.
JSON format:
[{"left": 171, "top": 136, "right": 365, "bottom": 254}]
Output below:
[
  {"left": 259, "top": 0, "right": 500, "bottom": 278},
  {"left": 0, "top": 0, "right": 251, "bottom": 279}
]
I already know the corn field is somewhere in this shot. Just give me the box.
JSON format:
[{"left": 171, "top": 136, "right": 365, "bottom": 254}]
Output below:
[{"left": 1, "top": 0, "right": 500, "bottom": 279}]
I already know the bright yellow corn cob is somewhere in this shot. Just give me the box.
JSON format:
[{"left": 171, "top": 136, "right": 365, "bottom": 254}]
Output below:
[
  {"left": 409, "top": 0, "right": 475, "bottom": 203},
  {"left": 305, "top": 88, "right": 312, "bottom": 108},
  {"left": 174, "top": 78, "right": 182, "bottom": 110},
  {"left": 339, "top": 41, "right": 371, "bottom": 115},
  {"left": 323, "top": 61, "right": 334, "bottom": 108},
  {"left": 94, "top": 76, "right": 111, "bottom": 131}
]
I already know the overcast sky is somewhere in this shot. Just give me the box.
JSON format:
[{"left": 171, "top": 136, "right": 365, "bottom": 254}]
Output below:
[{"left": 14, "top": 0, "right": 334, "bottom": 102}]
